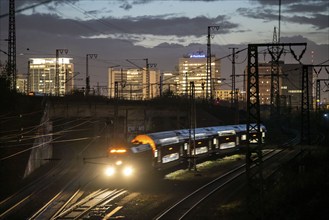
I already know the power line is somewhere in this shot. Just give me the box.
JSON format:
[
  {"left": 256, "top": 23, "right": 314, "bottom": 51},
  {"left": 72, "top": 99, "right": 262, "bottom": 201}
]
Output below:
[{"left": 0, "top": 0, "right": 53, "bottom": 19}]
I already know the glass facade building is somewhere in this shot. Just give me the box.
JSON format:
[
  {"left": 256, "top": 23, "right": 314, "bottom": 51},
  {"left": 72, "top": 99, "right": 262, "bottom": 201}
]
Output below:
[{"left": 28, "top": 58, "right": 74, "bottom": 96}]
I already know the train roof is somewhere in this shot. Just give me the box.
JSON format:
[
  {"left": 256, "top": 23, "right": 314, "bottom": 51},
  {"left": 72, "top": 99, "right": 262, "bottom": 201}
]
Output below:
[{"left": 131, "top": 124, "right": 266, "bottom": 152}]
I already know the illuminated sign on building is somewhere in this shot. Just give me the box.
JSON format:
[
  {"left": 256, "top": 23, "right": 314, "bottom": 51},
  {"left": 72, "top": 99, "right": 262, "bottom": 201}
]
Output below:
[
  {"left": 190, "top": 54, "right": 206, "bottom": 58},
  {"left": 189, "top": 51, "right": 206, "bottom": 58}
]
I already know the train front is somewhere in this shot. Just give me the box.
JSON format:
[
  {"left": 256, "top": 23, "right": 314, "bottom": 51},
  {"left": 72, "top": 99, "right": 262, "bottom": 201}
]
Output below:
[{"left": 103, "top": 146, "right": 135, "bottom": 178}]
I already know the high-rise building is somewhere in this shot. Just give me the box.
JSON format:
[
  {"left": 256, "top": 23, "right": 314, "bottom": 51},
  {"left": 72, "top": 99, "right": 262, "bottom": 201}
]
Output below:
[
  {"left": 178, "top": 51, "right": 220, "bottom": 98},
  {"left": 28, "top": 58, "right": 74, "bottom": 96},
  {"left": 281, "top": 64, "right": 313, "bottom": 110},
  {"left": 243, "top": 62, "right": 312, "bottom": 110},
  {"left": 16, "top": 73, "right": 27, "bottom": 94},
  {"left": 160, "top": 71, "right": 179, "bottom": 96},
  {"left": 108, "top": 67, "right": 159, "bottom": 100}
]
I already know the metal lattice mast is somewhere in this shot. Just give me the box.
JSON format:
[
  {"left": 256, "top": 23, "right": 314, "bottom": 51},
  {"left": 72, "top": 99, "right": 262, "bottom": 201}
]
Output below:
[
  {"left": 247, "top": 42, "right": 307, "bottom": 218},
  {"left": 229, "top": 47, "right": 238, "bottom": 108},
  {"left": 316, "top": 79, "right": 321, "bottom": 112},
  {"left": 55, "top": 49, "right": 68, "bottom": 96},
  {"left": 316, "top": 77, "right": 329, "bottom": 112},
  {"left": 301, "top": 65, "right": 311, "bottom": 145},
  {"left": 145, "top": 58, "right": 150, "bottom": 99},
  {"left": 206, "top": 27, "right": 211, "bottom": 100},
  {"left": 302, "top": 65, "right": 329, "bottom": 144},
  {"left": 206, "top": 26, "right": 219, "bottom": 100},
  {"left": 270, "top": 27, "right": 279, "bottom": 114},
  {"left": 246, "top": 44, "right": 263, "bottom": 189},
  {"left": 8, "top": 0, "right": 16, "bottom": 90},
  {"left": 246, "top": 43, "right": 264, "bottom": 219}
]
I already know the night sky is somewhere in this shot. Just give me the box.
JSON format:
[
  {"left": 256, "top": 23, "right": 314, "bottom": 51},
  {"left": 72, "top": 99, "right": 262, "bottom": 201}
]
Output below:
[{"left": 0, "top": 0, "right": 328, "bottom": 90}]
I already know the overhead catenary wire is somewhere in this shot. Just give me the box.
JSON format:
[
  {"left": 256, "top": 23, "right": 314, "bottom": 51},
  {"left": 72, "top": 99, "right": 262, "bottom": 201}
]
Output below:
[
  {"left": 0, "top": 117, "right": 107, "bottom": 160},
  {"left": 0, "top": 118, "right": 100, "bottom": 149}
]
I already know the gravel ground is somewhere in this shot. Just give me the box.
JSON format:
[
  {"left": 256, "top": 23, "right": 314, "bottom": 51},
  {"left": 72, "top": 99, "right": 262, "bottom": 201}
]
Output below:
[{"left": 117, "top": 154, "right": 246, "bottom": 219}]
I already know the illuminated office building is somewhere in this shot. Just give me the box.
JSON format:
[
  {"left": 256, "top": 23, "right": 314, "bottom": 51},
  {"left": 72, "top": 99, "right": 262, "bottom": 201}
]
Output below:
[
  {"left": 108, "top": 67, "right": 159, "bottom": 100},
  {"left": 244, "top": 62, "right": 312, "bottom": 110},
  {"left": 281, "top": 64, "right": 313, "bottom": 110},
  {"left": 16, "top": 74, "right": 27, "bottom": 94},
  {"left": 178, "top": 51, "right": 220, "bottom": 98},
  {"left": 28, "top": 58, "right": 74, "bottom": 96},
  {"left": 160, "top": 71, "right": 179, "bottom": 96}
]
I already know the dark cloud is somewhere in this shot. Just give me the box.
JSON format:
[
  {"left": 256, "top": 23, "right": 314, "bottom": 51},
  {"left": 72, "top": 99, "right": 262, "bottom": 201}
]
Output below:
[
  {"left": 287, "top": 13, "right": 328, "bottom": 30},
  {"left": 101, "top": 15, "right": 237, "bottom": 37},
  {"left": 237, "top": 0, "right": 329, "bottom": 30},
  {"left": 14, "top": 12, "right": 238, "bottom": 38},
  {"left": 237, "top": 7, "right": 278, "bottom": 22},
  {"left": 119, "top": 2, "right": 133, "bottom": 10},
  {"left": 16, "top": 13, "right": 97, "bottom": 37},
  {"left": 285, "top": 1, "right": 329, "bottom": 13},
  {"left": 154, "top": 42, "right": 185, "bottom": 49},
  {"left": 119, "top": 0, "right": 154, "bottom": 10},
  {"left": 253, "top": 0, "right": 327, "bottom": 6}
]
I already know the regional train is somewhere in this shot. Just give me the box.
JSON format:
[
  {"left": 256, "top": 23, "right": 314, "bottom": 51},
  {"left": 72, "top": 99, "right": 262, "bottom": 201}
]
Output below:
[{"left": 103, "top": 124, "right": 266, "bottom": 178}]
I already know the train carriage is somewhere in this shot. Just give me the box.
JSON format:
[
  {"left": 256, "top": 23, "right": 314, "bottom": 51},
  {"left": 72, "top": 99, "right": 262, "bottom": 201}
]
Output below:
[{"left": 104, "top": 124, "right": 266, "bottom": 177}]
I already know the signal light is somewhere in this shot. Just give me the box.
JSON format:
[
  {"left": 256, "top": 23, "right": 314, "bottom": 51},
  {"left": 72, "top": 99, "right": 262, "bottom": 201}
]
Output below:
[{"left": 109, "top": 148, "right": 127, "bottom": 154}]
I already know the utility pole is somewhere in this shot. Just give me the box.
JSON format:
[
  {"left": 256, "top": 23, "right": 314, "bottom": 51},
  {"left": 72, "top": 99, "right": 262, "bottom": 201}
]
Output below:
[
  {"left": 7, "top": 0, "right": 16, "bottom": 91},
  {"left": 85, "top": 54, "right": 97, "bottom": 96},
  {"left": 270, "top": 27, "right": 283, "bottom": 115},
  {"left": 188, "top": 81, "right": 197, "bottom": 171},
  {"left": 246, "top": 42, "right": 306, "bottom": 219},
  {"left": 229, "top": 47, "right": 238, "bottom": 108},
  {"left": 55, "top": 49, "right": 68, "bottom": 96},
  {"left": 206, "top": 25, "right": 219, "bottom": 100},
  {"left": 159, "top": 72, "right": 163, "bottom": 97}
]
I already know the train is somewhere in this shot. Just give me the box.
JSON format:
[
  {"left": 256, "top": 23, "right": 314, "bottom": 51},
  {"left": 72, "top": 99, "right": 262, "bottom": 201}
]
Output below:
[{"left": 103, "top": 124, "right": 266, "bottom": 178}]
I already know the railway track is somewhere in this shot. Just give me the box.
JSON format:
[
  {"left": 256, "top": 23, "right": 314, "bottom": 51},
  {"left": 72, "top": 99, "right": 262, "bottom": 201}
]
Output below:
[
  {"left": 48, "top": 188, "right": 127, "bottom": 220},
  {"left": 0, "top": 160, "right": 76, "bottom": 219},
  {"left": 154, "top": 147, "right": 300, "bottom": 220}
]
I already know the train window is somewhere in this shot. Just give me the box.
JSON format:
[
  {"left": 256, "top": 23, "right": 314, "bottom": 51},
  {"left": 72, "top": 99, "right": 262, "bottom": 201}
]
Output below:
[
  {"left": 236, "top": 136, "right": 239, "bottom": 145},
  {"left": 159, "top": 137, "right": 179, "bottom": 145},
  {"left": 220, "top": 142, "right": 235, "bottom": 149},
  {"left": 162, "top": 153, "right": 179, "bottom": 163},
  {"left": 213, "top": 138, "right": 217, "bottom": 145},
  {"left": 184, "top": 143, "right": 188, "bottom": 150},
  {"left": 241, "top": 134, "right": 247, "bottom": 140},
  {"left": 193, "top": 146, "right": 208, "bottom": 155},
  {"left": 218, "top": 130, "right": 236, "bottom": 136},
  {"left": 195, "top": 146, "right": 208, "bottom": 154}
]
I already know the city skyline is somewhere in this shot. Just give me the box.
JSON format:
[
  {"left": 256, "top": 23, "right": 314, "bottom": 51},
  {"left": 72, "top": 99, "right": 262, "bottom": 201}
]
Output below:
[{"left": 0, "top": 0, "right": 328, "bottom": 90}]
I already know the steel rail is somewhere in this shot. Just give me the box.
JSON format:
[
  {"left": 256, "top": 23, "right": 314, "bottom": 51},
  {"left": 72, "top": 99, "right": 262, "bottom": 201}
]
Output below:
[
  {"left": 53, "top": 188, "right": 127, "bottom": 219},
  {"left": 155, "top": 149, "right": 284, "bottom": 220}
]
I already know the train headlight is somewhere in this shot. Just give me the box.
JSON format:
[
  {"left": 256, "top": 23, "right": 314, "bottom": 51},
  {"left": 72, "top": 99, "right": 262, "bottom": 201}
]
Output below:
[
  {"left": 122, "top": 166, "right": 133, "bottom": 177},
  {"left": 104, "top": 166, "right": 116, "bottom": 176},
  {"left": 115, "top": 160, "right": 123, "bottom": 166}
]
